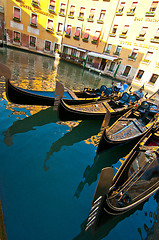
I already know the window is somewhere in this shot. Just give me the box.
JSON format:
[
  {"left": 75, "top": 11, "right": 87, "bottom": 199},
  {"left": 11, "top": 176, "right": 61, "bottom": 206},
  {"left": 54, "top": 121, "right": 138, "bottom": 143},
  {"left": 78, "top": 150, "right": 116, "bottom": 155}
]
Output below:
[
  {"left": 30, "top": 13, "right": 37, "bottom": 27},
  {"left": 109, "top": 62, "right": 116, "bottom": 72},
  {"left": 13, "top": 7, "right": 21, "bottom": 22},
  {"left": 99, "top": 10, "right": 106, "bottom": 20},
  {"left": 88, "top": 8, "right": 95, "bottom": 21},
  {"left": 129, "top": 48, "right": 138, "bottom": 59},
  {"left": 149, "top": 74, "right": 158, "bottom": 84},
  {"left": 92, "top": 30, "right": 100, "bottom": 43},
  {"left": 69, "top": 5, "right": 75, "bottom": 17},
  {"left": 149, "top": 1, "right": 158, "bottom": 12},
  {"left": 136, "top": 27, "right": 148, "bottom": 40},
  {"left": 71, "top": 49, "right": 77, "bottom": 56},
  {"left": 114, "top": 45, "right": 122, "bottom": 55},
  {"left": 30, "top": 36, "right": 36, "bottom": 47},
  {"left": 63, "top": 46, "right": 68, "bottom": 54},
  {"left": 57, "top": 22, "right": 63, "bottom": 33},
  {"left": 120, "top": 25, "right": 129, "bottom": 37},
  {"left": 45, "top": 40, "right": 51, "bottom": 51},
  {"left": 135, "top": 69, "right": 144, "bottom": 79},
  {"left": 116, "top": 2, "right": 125, "bottom": 14},
  {"left": 54, "top": 43, "right": 60, "bottom": 52},
  {"left": 122, "top": 66, "right": 131, "bottom": 77},
  {"left": 154, "top": 28, "right": 159, "bottom": 39},
  {"left": 78, "top": 7, "right": 85, "bottom": 19},
  {"left": 127, "top": 2, "right": 138, "bottom": 14},
  {"left": 143, "top": 51, "right": 153, "bottom": 63},
  {"left": 47, "top": 19, "right": 53, "bottom": 32},
  {"left": 59, "top": 3, "right": 66, "bottom": 15},
  {"left": 13, "top": 31, "right": 20, "bottom": 43},
  {"left": 32, "top": 0, "right": 39, "bottom": 7},
  {"left": 82, "top": 29, "right": 90, "bottom": 42},
  {"left": 49, "top": 0, "right": 56, "bottom": 12},
  {"left": 73, "top": 27, "right": 81, "bottom": 40},
  {"left": 105, "top": 43, "right": 112, "bottom": 53},
  {"left": 110, "top": 24, "right": 118, "bottom": 36},
  {"left": 65, "top": 25, "right": 72, "bottom": 37}
]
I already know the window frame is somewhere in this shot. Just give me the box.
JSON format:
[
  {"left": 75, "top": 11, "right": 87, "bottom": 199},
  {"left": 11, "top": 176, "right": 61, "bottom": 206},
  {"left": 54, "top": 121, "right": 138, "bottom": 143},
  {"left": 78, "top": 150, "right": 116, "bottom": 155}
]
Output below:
[
  {"left": 13, "top": 6, "right": 21, "bottom": 22},
  {"left": 29, "top": 35, "right": 37, "bottom": 48},
  {"left": 30, "top": 12, "right": 38, "bottom": 27},
  {"left": 44, "top": 40, "right": 52, "bottom": 51}
]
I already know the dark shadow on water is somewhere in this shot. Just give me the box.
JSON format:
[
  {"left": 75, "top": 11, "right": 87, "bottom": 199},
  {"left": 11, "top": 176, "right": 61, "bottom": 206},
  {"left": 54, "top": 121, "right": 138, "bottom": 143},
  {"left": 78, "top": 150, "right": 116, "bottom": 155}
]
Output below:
[
  {"left": 43, "top": 119, "right": 103, "bottom": 171},
  {"left": 3, "top": 107, "right": 58, "bottom": 146},
  {"left": 74, "top": 140, "right": 136, "bottom": 199}
]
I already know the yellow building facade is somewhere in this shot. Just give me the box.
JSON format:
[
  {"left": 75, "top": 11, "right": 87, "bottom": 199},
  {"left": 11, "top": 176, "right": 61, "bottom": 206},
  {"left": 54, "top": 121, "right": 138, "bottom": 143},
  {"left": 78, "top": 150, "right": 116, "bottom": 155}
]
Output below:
[{"left": 4, "top": 0, "right": 159, "bottom": 92}]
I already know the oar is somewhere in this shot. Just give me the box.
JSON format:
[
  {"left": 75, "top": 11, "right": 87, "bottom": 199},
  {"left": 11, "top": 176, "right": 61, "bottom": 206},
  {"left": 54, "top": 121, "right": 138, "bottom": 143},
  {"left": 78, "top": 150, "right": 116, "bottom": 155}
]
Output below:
[
  {"left": 100, "top": 109, "right": 111, "bottom": 132},
  {"left": 0, "top": 62, "right": 11, "bottom": 79},
  {"left": 92, "top": 167, "right": 114, "bottom": 204},
  {"left": 53, "top": 81, "right": 64, "bottom": 110}
]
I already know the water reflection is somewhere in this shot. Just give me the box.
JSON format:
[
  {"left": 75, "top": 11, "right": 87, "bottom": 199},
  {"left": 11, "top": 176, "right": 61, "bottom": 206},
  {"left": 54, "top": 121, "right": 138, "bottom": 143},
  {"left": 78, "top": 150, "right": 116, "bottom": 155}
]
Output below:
[
  {"left": 74, "top": 141, "right": 135, "bottom": 199},
  {"left": 3, "top": 106, "right": 58, "bottom": 146},
  {"left": 44, "top": 119, "right": 103, "bottom": 171}
]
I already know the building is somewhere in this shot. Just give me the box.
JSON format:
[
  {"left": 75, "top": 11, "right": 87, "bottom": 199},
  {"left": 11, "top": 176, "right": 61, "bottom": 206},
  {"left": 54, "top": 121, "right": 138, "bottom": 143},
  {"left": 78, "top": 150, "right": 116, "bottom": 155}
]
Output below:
[
  {"left": 3, "top": 0, "right": 159, "bottom": 93},
  {"left": 0, "top": 0, "right": 5, "bottom": 46}
]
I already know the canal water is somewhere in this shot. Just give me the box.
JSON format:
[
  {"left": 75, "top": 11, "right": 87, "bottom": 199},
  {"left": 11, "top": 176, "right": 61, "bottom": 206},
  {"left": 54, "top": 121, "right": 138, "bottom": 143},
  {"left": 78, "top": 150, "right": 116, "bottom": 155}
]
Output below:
[{"left": 0, "top": 47, "right": 158, "bottom": 240}]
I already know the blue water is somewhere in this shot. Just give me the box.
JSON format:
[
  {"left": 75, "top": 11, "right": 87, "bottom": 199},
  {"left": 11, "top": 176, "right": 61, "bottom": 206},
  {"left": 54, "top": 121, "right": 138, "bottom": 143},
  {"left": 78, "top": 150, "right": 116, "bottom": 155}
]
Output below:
[{"left": 0, "top": 47, "right": 158, "bottom": 240}]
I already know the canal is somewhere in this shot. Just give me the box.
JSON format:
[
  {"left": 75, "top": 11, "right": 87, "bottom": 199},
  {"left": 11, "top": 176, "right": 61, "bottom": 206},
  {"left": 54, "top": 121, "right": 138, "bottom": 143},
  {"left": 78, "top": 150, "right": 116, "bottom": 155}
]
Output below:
[{"left": 0, "top": 47, "right": 158, "bottom": 240}]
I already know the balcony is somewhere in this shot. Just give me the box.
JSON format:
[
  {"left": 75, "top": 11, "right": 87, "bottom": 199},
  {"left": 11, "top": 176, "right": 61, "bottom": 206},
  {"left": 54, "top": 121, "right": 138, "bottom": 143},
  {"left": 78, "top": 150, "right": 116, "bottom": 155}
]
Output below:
[
  {"left": 46, "top": 28, "right": 53, "bottom": 33},
  {"left": 31, "top": 1, "right": 39, "bottom": 8},
  {"left": 82, "top": 38, "right": 89, "bottom": 42},
  {"left": 119, "top": 34, "right": 127, "bottom": 38},
  {"left": 136, "top": 36, "right": 145, "bottom": 41},
  {"left": 13, "top": 17, "right": 21, "bottom": 22},
  {"left": 142, "top": 59, "right": 151, "bottom": 64},
  {"left": 65, "top": 34, "right": 71, "bottom": 38},
  {"left": 59, "top": 12, "right": 65, "bottom": 17},
  {"left": 68, "top": 14, "right": 74, "bottom": 19},
  {"left": 87, "top": 18, "right": 94, "bottom": 22},
  {"left": 73, "top": 35, "right": 80, "bottom": 40},
  {"left": 91, "top": 40, "right": 97, "bottom": 44},
  {"left": 113, "top": 52, "right": 119, "bottom": 56},
  {"left": 150, "top": 38, "right": 159, "bottom": 43},
  {"left": 128, "top": 55, "right": 136, "bottom": 61},
  {"left": 97, "top": 19, "right": 104, "bottom": 24},
  {"left": 78, "top": 16, "right": 84, "bottom": 21},
  {"left": 145, "top": 11, "right": 155, "bottom": 17},
  {"left": 56, "top": 31, "right": 63, "bottom": 36},
  {"left": 126, "top": 11, "right": 135, "bottom": 16},
  {"left": 30, "top": 23, "right": 37, "bottom": 28},
  {"left": 116, "top": 11, "right": 123, "bottom": 16},
  {"left": 109, "top": 33, "right": 116, "bottom": 37}
]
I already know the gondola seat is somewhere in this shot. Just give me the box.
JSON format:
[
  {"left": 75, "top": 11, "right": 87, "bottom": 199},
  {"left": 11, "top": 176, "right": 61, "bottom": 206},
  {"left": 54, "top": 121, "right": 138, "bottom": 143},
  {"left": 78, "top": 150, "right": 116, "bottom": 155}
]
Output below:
[
  {"left": 124, "top": 94, "right": 137, "bottom": 105},
  {"left": 104, "top": 87, "right": 113, "bottom": 96},
  {"left": 96, "top": 85, "right": 107, "bottom": 96},
  {"left": 138, "top": 101, "right": 150, "bottom": 113},
  {"left": 118, "top": 92, "right": 130, "bottom": 104},
  {"left": 149, "top": 104, "right": 158, "bottom": 114}
]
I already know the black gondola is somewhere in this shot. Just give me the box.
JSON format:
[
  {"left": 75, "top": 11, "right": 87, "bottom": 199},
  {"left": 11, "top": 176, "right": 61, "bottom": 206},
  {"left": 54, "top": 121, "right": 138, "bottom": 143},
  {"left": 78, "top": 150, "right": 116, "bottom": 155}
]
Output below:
[
  {"left": 58, "top": 90, "right": 141, "bottom": 121},
  {"left": 4, "top": 66, "right": 120, "bottom": 106},
  {"left": 97, "top": 90, "right": 159, "bottom": 153},
  {"left": 85, "top": 124, "right": 159, "bottom": 231}
]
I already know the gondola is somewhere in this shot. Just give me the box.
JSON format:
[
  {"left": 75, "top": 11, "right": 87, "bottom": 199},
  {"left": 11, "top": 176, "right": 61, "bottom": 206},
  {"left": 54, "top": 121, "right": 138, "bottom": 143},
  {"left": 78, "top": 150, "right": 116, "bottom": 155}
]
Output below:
[
  {"left": 85, "top": 124, "right": 159, "bottom": 231},
  {"left": 5, "top": 73, "right": 120, "bottom": 106},
  {"left": 58, "top": 89, "right": 141, "bottom": 121},
  {"left": 97, "top": 90, "right": 159, "bottom": 153}
]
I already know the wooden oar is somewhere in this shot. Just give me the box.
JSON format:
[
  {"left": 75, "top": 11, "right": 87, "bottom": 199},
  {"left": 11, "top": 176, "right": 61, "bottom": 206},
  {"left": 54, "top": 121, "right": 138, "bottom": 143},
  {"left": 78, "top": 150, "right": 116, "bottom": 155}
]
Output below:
[
  {"left": 0, "top": 62, "right": 11, "bottom": 79},
  {"left": 53, "top": 81, "right": 64, "bottom": 110},
  {"left": 100, "top": 109, "right": 111, "bottom": 132},
  {"left": 92, "top": 167, "right": 114, "bottom": 204}
]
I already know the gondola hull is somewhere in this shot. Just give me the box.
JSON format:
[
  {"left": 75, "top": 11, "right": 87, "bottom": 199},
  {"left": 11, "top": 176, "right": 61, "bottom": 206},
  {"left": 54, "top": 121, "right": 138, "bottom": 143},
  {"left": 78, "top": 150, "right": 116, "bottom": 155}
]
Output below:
[
  {"left": 97, "top": 91, "right": 159, "bottom": 153},
  {"left": 86, "top": 125, "right": 159, "bottom": 231},
  {"left": 5, "top": 77, "right": 115, "bottom": 106},
  {"left": 58, "top": 95, "right": 136, "bottom": 121}
]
